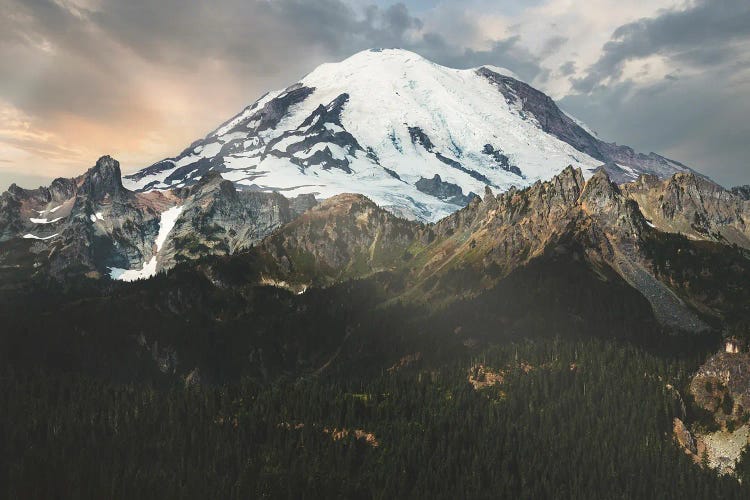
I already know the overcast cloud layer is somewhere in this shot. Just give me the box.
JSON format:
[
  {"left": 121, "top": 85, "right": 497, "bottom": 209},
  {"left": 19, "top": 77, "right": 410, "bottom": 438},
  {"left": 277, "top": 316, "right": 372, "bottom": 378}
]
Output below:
[{"left": 1, "top": 0, "right": 748, "bottom": 190}]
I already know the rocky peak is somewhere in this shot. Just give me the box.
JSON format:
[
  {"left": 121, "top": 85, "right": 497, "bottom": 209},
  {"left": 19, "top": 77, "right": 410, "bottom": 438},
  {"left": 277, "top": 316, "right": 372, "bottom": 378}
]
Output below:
[
  {"left": 188, "top": 170, "right": 236, "bottom": 199},
  {"left": 258, "top": 193, "right": 418, "bottom": 287},
  {"left": 623, "top": 170, "right": 750, "bottom": 248},
  {"left": 483, "top": 186, "right": 495, "bottom": 203},
  {"left": 579, "top": 168, "right": 620, "bottom": 209},
  {"left": 48, "top": 178, "right": 78, "bottom": 202},
  {"left": 516, "top": 166, "right": 584, "bottom": 222},
  {"left": 731, "top": 185, "right": 750, "bottom": 201},
  {"left": 79, "top": 156, "right": 125, "bottom": 201},
  {"left": 580, "top": 168, "right": 648, "bottom": 238}
]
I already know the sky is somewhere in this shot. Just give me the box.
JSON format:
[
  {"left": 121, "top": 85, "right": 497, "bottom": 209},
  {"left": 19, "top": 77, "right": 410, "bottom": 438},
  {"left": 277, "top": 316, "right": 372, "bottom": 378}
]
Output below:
[{"left": 1, "top": 0, "right": 749, "bottom": 190}]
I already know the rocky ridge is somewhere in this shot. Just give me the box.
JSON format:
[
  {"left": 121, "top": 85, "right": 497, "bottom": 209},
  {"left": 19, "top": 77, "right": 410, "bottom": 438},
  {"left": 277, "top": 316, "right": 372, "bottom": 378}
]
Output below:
[
  {"left": 2, "top": 153, "right": 749, "bottom": 338},
  {"left": 0, "top": 156, "right": 317, "bottom": 282}
]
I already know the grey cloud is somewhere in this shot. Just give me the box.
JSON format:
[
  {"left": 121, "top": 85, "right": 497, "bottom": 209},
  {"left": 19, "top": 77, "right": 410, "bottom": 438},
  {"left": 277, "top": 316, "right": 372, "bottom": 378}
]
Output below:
[
  {"left": 1, "top": 0, "right": 544, "bottom": 127},
  {"left": 573, "top": 0, "right": 750, "bottom": 93},
  {"left": 431, "top": 35, "right": 544, "bottom": 82},
  {"left": 561, "top": 66, "right": 750, "bottom": 187},
  {"left": 559, "top": 61, "right": 576, "bottom": 76},
  {"left": 558, "top": 0, "right": 750, "bottom": 186},
  {"left": 88, "top": 1, "right": 424, "bottom": 73},
  {"left": 540, "top": 35, "right": 568, "bottom": 58}
]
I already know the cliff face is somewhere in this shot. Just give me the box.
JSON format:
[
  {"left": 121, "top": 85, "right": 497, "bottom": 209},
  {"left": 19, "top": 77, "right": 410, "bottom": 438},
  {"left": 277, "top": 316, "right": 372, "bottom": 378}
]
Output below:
[
  {"left": 674, "top": 350, "right": 750, "bottom": 476},
  {"left": 179, "top": 166, "right": 741, "bottom": 335},
  {"left": 0, "top": 156, "right": 317, "bottom": 282},
  {"left": 256, "top": 193, "right": 419, "bottom": 287},
  {"left": 2, "top": 154, "right": 750, "bottom": 337},
  {"left": 623, "top": 173, "right": 750, "bottom": 249},
  {"left": 158, "top": 171, "right": 302, "bottom": 271}
]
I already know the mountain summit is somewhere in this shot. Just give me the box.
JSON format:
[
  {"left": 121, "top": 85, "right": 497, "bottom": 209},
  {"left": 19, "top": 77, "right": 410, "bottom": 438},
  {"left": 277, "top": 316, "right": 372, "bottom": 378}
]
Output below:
[{"left": 123, "top": 49, "right": 693, "bottom": 221}]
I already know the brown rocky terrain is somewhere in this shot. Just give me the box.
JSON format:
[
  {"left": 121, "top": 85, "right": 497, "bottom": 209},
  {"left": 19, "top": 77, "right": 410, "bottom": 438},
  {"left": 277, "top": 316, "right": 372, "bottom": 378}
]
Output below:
[
  {"left": 623, "top": 173, "right": 750, "bottom": 249},
  {"left": 2, "top": 155, "right": 750, "bottom": 339},
  {"left": 673, "top": 349, "right": 750, "bottom": 476}
]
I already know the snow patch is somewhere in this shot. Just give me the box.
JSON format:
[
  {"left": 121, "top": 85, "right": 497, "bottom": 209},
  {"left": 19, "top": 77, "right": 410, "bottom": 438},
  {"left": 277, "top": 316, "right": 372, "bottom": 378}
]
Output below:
[
  {"left": 109, "top": 257, "right": 157, "bottom": 282},
  {"left": 127, "top": 48, "right": 684, "bottom": 221},
  {"left": 109, "top": 205, "right": 183, "bottom": 282},
  {"left": 23, "top": 233, "right": 59, "bottom": 240},
  {"left": 155, "top": 205, "right": 183, "bottom": 252},
  {"left": 30, "top": 217, "right": 63, "bottom": 224}
]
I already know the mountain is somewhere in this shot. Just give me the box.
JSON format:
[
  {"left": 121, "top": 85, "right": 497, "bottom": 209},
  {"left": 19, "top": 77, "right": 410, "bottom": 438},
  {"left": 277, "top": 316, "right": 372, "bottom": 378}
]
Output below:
[
  {"left": 0, "top": 49, "right": 715, "bottom": 282},
  {"left": 220, "top": 167, "right": 748, "bottom": 335},
  {"left": 0, "top": 156, "right": 316, "bottom": 283},
  {"left": 123, "top": 49, "right": 694, "bottom": 221},
  {"left": 6, "top": 165, "right": 750, "bottom": 384},
  {"left": 4, "top": 163, "right": 750, "bottom": 496}
]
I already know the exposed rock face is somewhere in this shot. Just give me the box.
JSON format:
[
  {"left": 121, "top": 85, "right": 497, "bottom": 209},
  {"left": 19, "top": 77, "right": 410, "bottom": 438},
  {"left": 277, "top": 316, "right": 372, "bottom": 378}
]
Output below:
[
  {"left": 257, "top": 193, "right": 418, "bottom": 287},
  {"left": 409, "top": 166, "right": 707, "bottom": 331},
  {"left": 78, "top": 156, "right": 125, "bottom": 202},
  {"left": 680, "top": 349, "right": 750, "bottom": 477},
  {"left": 159, "top": 171, "right": 304, "bottom": 269},
  {"left": 0, "top": 177, "right": 78, "bottom": 242},
  {"left": 477, "top": 67, "right": 693, "bottom": 184},
  {"left": 187, "top": 165, "right": 722, "bottom": 334},
  {"left": 1, "top": 153, "right": 749, "bottom": 338},
  {"left": 690, "top": 351, "right": 750, "bottom": 420},
  {"left": 415, "top": 174, "right": 476, "bottom": 206},
  {"left": 0, "top": 155, "right": 317, "bottom": 282},
  {"left": 623, "top": 173, "right": 750, "bottom": 249},
  {"left": 674, "top": 417, "right": 698, "bottom": 455}
]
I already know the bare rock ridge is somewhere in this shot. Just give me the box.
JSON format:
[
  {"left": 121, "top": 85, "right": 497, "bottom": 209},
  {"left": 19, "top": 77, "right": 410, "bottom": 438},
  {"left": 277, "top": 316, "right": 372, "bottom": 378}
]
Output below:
[
  {"left": 624, "top": 173, "right": 750, "bottom": 248},
  {"left": 79, "top": 155, "right": 126, "bottom": 202},
  {"left": 477, "top": 68, "right": 692, "bottom": 185},
  {"left": 0, "top": 156, "right": 316, "bottom": 281},
  {"left": 195, "top": 163, "right": 744, "bottom": 335},
  {"left": 0, "top": 152, "right": 748, "bottom": 335}
]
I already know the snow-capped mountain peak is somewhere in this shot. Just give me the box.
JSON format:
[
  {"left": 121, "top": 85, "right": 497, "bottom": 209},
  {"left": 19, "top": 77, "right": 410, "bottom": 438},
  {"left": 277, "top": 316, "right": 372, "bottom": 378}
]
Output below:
[{"left": 123, "top": 48, "right": 693, "bottom": 221}]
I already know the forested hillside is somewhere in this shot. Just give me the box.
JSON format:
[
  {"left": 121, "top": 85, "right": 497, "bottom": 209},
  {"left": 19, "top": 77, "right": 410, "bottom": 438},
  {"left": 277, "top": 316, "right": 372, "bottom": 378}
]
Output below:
[{"left": 2, "top": 339, "right": 748, "bottom": 498}]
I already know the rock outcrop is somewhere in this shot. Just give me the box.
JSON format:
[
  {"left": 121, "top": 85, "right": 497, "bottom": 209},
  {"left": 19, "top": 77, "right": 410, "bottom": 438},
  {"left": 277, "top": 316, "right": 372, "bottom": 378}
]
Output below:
[
  {"left": 678, "top": 349, "right": 750, "bottom": 477},
  {"left": 0, "top": 155, "right": 318, "bottom": 282},
  {"left": 623, "top": 173, "right": 750, "bottom": 249}
]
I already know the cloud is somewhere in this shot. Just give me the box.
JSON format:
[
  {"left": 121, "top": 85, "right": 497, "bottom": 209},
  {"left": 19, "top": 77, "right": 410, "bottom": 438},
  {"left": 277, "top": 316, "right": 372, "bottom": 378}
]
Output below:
[
  {"left": 0, "top": 0, "right": 748, "bottom": 189},
  {"left": 558, "top": 61, "right": 576, "bottom": 76},
  {"left": 560, "top": 65, "right": 750, "bottom": 187},
  {"left": 0, "top": 0, "right": 547, "bottom": 189},
  {"left": 572, "top": 0, "right": 750, "bottom": 93}
]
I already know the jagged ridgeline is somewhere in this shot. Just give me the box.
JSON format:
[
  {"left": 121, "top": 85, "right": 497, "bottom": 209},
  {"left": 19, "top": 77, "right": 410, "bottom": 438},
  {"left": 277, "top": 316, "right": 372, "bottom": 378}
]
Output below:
[{"left": 2, "top": 161, "right": 750, "bottom": 382}]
